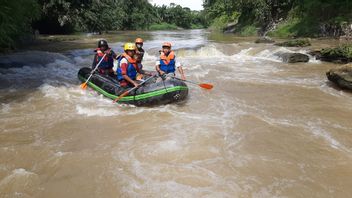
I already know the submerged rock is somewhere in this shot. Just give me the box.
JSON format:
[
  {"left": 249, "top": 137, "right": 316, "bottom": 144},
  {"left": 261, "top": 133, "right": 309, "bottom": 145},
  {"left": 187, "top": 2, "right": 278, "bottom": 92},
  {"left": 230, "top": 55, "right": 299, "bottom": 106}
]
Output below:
[
  {"left": 255, "top": 37, "right": 275, "bottom": 44},
  {"left": 278, "top": 53, "right": 309, "bottom": 63},
  {"left": 326, "top": 64, "right": 352, "bottom": 90},
  {"left": 275, "top": 39, "right": 311, "bottom": 47},
  {"left": 320, "top": 45, "right": 352, "bottom": 64},
  {"left": 308, "top": 50, "right": 322, "bottom": 60}
]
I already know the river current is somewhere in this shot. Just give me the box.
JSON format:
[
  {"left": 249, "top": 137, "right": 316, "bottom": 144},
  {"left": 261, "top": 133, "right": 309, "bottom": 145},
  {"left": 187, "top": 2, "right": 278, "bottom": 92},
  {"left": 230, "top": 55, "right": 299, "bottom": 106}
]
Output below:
[{"left": 0, "top": 30, "right": 352, "bottom": 197}]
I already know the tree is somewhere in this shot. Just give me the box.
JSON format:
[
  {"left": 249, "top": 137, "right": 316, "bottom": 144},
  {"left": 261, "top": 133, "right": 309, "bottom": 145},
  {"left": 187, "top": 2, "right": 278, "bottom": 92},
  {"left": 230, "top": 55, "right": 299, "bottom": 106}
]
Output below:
[{"left": 0, "top": 0, "right": 40, "bottom": 49}]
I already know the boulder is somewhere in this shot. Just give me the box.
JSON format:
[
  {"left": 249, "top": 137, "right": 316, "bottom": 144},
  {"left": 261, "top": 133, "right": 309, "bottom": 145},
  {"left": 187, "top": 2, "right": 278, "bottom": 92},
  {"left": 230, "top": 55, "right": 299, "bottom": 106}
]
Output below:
[
  {"left": 320, "top": 45, "right": 352, "bottom": 64},
  {"left": 255, "top": 37, "right": 275, "bottom": 44},
  {"left": 275, "top": 39, "right": 311, "bottom": 47},
  {"left": 278, "top": 53, "right": 309, "bottom": 63},
  {"left": 223, "top": 21, "right": 237, "bottom": 33},
  {"left": 326, "top": 64, "right": 352, "bottom": 90},
  {"left": 308, "top": 50, "right": 322, "bottom": 60}
]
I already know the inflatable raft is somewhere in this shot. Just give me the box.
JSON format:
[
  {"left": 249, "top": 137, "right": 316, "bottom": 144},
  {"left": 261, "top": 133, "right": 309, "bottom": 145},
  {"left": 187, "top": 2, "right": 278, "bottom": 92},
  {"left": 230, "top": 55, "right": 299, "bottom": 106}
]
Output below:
[{"left": 78, "top": 67, "right": 188, "bottom": 106}]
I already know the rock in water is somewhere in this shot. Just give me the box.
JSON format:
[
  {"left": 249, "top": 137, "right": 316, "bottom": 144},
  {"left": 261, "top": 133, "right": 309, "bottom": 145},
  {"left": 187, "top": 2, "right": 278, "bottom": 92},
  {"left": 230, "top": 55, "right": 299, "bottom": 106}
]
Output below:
[
  {"left": 308, "top": 50, "right": 322, "bottom": 60},
  {"left": 279, "top": 53, "right": 309, "bottom": 63},
  {"left": 223, "top": 21, "right": 238, "bottom": 33},
  {"left": 275, "top": 39, "right": 311, "bottom": 47},
  {"left": 326, "top": 64, "right": 352, "bottom": 90},
  {"left": 255, "top": 37, "right": 275, "bottom": 44},
  {"left": 320, "top": 45, "right": 352, "bottom": 64}
]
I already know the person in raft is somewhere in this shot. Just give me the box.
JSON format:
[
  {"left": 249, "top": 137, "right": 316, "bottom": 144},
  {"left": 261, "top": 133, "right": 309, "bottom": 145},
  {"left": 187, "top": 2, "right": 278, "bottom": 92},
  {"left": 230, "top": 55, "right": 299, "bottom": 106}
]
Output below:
[
  {"left": 155, "top": 42, "right": 186, "bottom": 80},
  {"left": 135, "top": 38, "right": 145, "bottom": 65},
  {"left": 134, "top": 38, "right": 146, "bottom": 80},
  {"left": 116, "top": 43, "right": 149, "bottom": 87},
  {"left": 92, "top": 39, "right": 118, "bottom": 77}
]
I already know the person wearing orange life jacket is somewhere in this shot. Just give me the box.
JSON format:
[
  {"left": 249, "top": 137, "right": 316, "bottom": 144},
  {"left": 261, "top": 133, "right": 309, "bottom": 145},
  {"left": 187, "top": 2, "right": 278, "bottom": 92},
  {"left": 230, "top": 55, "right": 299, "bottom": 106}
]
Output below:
[
  {"left": 134, "top": 38, "right": 146, "bottom": 80},
  {"left": 155, "top": 42, "right": 185, "bottom": 80},
  {"left": 92, "top": 39, "right": 118, "bottom": 77},
  {"left": 135, "top": 38, "right": 145, "bottom": 64},
  {"left": 116, "top": 43, "right": 144, "bottom": 87}
]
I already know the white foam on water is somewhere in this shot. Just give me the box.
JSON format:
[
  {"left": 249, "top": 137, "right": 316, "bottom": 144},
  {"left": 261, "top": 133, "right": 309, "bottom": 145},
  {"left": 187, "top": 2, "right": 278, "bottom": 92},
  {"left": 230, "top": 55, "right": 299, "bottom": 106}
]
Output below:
[
  {"left": 142, "top": 51, "right": 158, "bottom": 61},
  {"left": 12, "top": 168, "right": 34, "bottom": 175},
  {"left": 176, "top": 44, "right": 227, "bottom": 58},
  {"left": 1, "top": 103, "right": 11, "bottom": 114},
  {"left": 76, "top": 105, "right": 121, "bottom": 117},
  {"left": 0, "top": 168, "right": 37, "bottom": 186},
  {"left": 319, "top": 83, "right": 352, "bottom": 102},
  {"left": 307, "top": 121, "right": 351, "bottom": 154}
]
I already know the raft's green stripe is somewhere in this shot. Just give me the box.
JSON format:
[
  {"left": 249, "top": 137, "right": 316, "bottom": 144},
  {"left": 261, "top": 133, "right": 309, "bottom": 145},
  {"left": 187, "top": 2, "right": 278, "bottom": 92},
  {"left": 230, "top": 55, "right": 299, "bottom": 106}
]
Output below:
[{"left": 79, "top": 75, "right": 188, "bottom": 102}]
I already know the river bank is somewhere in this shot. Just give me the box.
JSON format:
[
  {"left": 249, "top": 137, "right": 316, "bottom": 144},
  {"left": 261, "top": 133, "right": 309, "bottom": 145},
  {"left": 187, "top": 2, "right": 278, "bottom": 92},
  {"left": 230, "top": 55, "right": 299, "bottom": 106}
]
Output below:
[{"left": 6, "top": 31, "right": 346, "bottom": 54}]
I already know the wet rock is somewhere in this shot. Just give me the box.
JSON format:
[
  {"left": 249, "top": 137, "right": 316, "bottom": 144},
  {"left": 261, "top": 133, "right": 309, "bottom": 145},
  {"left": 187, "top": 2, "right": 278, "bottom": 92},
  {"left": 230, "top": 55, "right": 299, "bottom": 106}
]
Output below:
[
  {"left": 278, "top": 53, "right": 309, "bottom": 63},
  {"left": 255, "top": 37, "right": 275, "bottom": 44},
  {"left": 275, "top": 39, "right": 311, "bottom": 47},
  {"left": 320, "top": 45, "right": 352, "bottom": 64},
  {"left": 308, "top": 50, "right": 322, "bottom": 60},
  {"left": 326, "top": 64, "right": 352, "bottom": 90},
  {"left": 223, "top": 21, "right": 237, "bottom": 33}
]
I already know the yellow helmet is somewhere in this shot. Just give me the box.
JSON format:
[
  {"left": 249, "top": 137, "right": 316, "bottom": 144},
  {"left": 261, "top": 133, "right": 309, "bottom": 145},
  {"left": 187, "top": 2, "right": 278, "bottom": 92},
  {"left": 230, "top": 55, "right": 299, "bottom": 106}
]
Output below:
[{"left": 124, "top": 43, "right": 136, "bottom": 51}]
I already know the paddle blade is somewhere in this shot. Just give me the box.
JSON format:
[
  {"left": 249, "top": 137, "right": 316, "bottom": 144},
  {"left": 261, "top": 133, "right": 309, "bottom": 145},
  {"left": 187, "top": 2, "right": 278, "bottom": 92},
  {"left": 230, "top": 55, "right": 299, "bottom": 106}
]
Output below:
[
  {"left": 113, "top": 91, "right": 129, "bottom": 103},
  {"left": 80, "top": 82, "right": 88, "bottom": 89},
  {"left": 199, "top": 83, "right": 213, "bottom": 89}
]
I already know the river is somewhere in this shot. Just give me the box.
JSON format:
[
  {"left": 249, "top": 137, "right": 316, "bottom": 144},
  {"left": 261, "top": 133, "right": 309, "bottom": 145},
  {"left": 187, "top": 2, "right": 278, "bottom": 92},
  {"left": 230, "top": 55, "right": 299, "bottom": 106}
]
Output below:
[{"left": 1, "top": 30, "right": 352, "bottom": 197}]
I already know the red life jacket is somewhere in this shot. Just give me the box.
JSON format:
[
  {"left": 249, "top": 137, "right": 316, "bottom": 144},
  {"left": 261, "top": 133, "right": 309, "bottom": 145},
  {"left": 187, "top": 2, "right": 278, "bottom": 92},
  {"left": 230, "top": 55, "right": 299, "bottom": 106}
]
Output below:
[{"left": 95, "top": 48, "right": 113, "bottom": 69}]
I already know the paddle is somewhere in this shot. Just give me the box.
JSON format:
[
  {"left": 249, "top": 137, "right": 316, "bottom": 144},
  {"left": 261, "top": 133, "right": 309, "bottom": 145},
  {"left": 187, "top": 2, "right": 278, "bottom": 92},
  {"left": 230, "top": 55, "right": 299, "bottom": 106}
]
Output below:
[
  {"left": 113, "top": 75, "right": 156, "bottom": 103},
  {"left": 172, "top": 76, "right": 213, "bottom": 90},
  {"left": 80, "top": 53, "right": 107, "bottom": 89}
]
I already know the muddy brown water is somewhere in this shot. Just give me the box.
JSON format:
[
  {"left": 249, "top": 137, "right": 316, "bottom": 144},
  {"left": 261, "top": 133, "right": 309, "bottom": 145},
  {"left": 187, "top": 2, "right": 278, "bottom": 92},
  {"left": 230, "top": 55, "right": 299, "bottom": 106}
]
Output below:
[{"left": 0, "top": 30, "right": 352, "bottom": 197}]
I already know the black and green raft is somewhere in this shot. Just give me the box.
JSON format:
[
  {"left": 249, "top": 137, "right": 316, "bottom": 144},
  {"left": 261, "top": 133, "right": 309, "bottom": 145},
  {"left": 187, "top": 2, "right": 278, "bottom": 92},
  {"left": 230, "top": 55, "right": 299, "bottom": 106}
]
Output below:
[{"left": 78, "top": 67, "right": 188, "bottom": 106}]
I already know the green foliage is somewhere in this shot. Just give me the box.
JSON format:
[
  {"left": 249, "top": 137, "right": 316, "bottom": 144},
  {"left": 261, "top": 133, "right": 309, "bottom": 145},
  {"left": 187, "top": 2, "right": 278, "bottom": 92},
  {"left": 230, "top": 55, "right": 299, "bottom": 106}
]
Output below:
[
  {"left": 268, "top": 18, "right": 300, "bottom": 38},
  {"left": 209, "top": 15, "right": 231, "bottom": 31},
  {"left": 33, "top": 0, "right": 207, "bottom": 34},
  {"left": 0, "top": 0, "right": 40, "bottom": 49},
  {"left": 204, "top": 0, "right": 352, "bottom": 37},
  {"left": 209, "top": 12, "right": 239, "bottom": 31},
  {"left": 76, "top": 0, "right": 124, "bottom": 32},
  {"left": 239, "top": 25, "right": 257, "bottom": 36},
  {"left": 149, "top": 23, "right": 178, "bottom": 30},
  {"left": 322, "top": 44, "right": 352, "bottom": 59},
  {"left": 191, "top": 24, "right": 204, "bottom": 29},
  {"left": 154, "top": 5, "right": 203, "bottom": 29}
]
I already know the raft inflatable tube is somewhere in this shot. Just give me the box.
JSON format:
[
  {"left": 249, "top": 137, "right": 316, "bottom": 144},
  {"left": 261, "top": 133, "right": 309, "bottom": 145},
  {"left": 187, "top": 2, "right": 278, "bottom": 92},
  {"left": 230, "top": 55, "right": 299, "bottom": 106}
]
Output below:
[{"left": 78, "top": 67, "right": 188, "bottom": 106}]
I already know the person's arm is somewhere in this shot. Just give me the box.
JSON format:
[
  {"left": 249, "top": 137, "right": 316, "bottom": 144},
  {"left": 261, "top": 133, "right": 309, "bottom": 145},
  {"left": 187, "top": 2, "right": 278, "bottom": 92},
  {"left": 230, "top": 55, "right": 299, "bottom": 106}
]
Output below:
[
  {"left": 176, "top": 62, "right": 186, "bottom": 80},
  {"left": 155, "top": 61, "right": 165, "bottom": 75},
  {"left": 123, "top": 74, "right": 139, "bottom": 87},
  {"left": 120, "top": 62, "right": 139, "bottom": 87}
]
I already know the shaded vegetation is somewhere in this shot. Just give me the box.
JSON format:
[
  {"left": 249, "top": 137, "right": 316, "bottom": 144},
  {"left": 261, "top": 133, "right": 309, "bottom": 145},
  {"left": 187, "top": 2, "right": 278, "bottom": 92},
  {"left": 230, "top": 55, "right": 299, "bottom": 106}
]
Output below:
[
  {"left": 149, "top": 23, "right": 178, "bottom": 31},
  {"left": 0, "top": 0, "right": 206, "bottom": 50},
  {"left": 203, "top": 0, "right": 352, "bottom": 37},
  {"left": 0, "top": 0, "right": 40, "bottom": 50}
]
